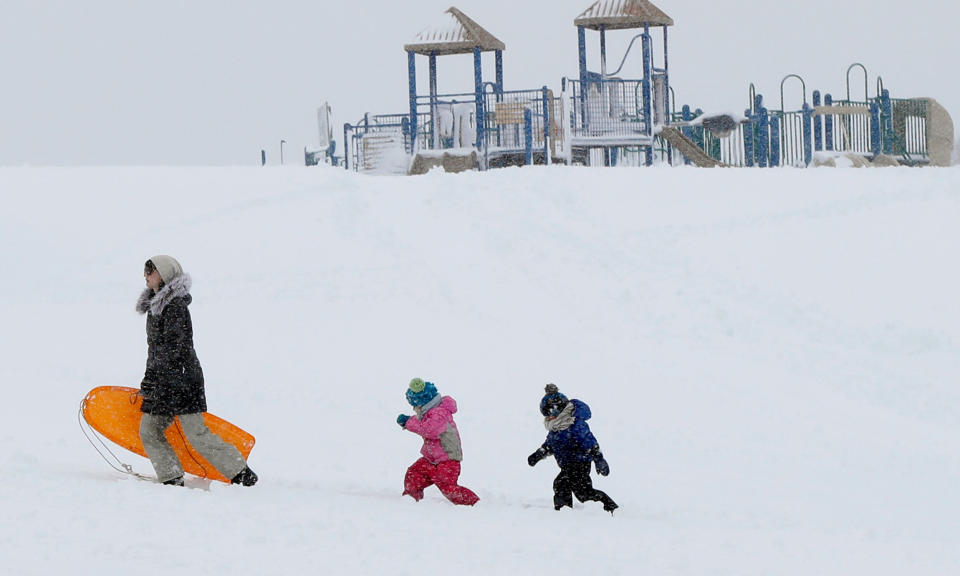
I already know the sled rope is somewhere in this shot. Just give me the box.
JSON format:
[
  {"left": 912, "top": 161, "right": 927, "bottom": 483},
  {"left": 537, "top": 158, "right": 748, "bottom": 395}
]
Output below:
[
  {"left": 172, "top": 417, "right": 210, "bottom": 478},
  {"left": 77, "top": 401, "right": 153, "bottom": 481}
]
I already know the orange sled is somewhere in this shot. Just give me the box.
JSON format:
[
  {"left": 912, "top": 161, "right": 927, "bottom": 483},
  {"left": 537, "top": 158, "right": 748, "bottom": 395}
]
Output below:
[{"left": 81, "top": 386, "right": 255, "bottom": 483}]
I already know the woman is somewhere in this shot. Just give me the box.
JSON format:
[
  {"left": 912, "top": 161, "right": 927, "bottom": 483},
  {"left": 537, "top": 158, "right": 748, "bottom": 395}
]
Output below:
[{"left": 136, "top": 255, "right": 257, "bottom": 487}]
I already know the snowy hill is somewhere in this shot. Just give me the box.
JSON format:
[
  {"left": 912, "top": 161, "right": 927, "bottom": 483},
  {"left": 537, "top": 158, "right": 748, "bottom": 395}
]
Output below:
[{"left": 1, "top": 165, "right": 959, "bottom": 575}]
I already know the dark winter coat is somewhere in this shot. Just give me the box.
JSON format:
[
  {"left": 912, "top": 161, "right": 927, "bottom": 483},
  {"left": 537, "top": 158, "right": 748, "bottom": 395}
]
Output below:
[
  {"left": 542, "top": 400, "right": 599, "bottom": 467},
  {"left": 136, "top": 275, "right": 207, "bottom": 415}
]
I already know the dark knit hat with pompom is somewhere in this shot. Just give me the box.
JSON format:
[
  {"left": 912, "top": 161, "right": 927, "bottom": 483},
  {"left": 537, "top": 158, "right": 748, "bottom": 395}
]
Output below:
[{"left": 539, "top": 383, "right": 569, "bottom": 417}]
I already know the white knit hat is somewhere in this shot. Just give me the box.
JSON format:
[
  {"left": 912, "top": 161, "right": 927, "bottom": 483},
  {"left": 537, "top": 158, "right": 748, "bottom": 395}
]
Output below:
[{"left": 147, "top": 255, "right": 183, "bottom": 283}]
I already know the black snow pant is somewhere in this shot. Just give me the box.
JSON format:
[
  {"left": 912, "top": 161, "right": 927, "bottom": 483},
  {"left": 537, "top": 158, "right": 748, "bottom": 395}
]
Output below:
[{"left": 553, "top": 461, "right": 617, "bottom": 511}]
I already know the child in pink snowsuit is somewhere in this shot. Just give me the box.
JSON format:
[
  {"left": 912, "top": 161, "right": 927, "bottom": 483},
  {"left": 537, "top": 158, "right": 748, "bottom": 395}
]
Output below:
[{"left": 397, "top": 378, "right": 479, "bottom": 506}]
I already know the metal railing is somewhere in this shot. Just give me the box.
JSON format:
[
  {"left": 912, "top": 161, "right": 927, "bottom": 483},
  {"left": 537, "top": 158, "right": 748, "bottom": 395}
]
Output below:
[
  {"left": 565, "top": 77, "right": 651, "bottom": 143},
  {"left": 410, "top": 88, "right": 564, "bottom": 165},
  {"left": 819, "top": 99, "right": 874, "bottom": 156},
  {"left": 890, "top": 98, "right": 928, "bottom": 161},
  {"left": 481, "top": 88, "right": 563, "bottom": 160},
  {"left": 413, "top": 92, "right": 478, "bottom": 152},
  {"left": 343, "top": 113, "right": 414, "bottom": 173}
]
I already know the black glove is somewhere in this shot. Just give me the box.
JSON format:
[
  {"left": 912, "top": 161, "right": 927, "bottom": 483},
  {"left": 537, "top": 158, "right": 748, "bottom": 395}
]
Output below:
[
  {"left": 527, "top": 446, "right": 550, "bottom": 467},
  {"left": 590, "top": 445, "right": 610, "bottom": 476}
]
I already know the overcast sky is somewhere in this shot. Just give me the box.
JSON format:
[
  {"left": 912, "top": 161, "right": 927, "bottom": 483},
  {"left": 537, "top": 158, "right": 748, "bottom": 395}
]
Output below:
[{"left": 0, "top": 0, "right": 954, "bottom": 166}]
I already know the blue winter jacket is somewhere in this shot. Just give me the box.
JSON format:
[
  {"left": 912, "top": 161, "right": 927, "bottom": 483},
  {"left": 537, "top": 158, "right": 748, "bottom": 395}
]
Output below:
[{"left": 542, "top": 399, "right": 599, "bottom": 467}]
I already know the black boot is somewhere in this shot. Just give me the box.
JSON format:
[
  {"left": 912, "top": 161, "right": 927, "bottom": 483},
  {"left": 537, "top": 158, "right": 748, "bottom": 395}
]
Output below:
[
  {"left": 162, "top": 476, "right": 184, "bottom": 487},
  {"left": 231, "top": 466, "right": 258, "bottom": 486},
  {"left": 602, "top": 499, "right": 618, "bottom": 514}
]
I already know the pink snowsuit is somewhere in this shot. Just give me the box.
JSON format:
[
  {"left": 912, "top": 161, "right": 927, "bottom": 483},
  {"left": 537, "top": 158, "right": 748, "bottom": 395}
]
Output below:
[{"left": 402, "top": 396, "right": 479, "bottom": 506}]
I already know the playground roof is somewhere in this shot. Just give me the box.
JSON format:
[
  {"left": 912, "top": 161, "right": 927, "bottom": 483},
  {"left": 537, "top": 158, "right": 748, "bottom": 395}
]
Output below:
[
  {"left": 404, "top": 7, "right": 505, "bottom": 56},
  {"left": 575, "top": 0, "right": 674, "bottom": 30}
]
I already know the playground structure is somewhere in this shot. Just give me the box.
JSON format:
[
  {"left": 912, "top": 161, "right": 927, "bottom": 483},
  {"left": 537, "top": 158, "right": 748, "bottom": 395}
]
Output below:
[
  {"left": 338, "top": 1, "right": 953, "bottom": 174},
  {"left": 566, "top": 0, "right": 673, "bottom": 167},
  {"left": 342, "top": 6, "right": 563, "bottom": 173},
  {"left": 682, "top": 67, "right": 955, "bottom": 169}
]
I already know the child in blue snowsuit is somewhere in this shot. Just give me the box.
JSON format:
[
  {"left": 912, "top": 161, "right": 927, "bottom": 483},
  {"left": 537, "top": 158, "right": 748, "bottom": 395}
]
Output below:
[{"left": 527, "top": 383, "right": 618, "bottom": 513}]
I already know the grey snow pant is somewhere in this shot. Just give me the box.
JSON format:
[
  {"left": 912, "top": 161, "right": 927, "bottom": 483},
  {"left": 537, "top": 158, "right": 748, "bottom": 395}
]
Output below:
[{"left": 140, "top": 412, "right": 246, "bottom": 483}]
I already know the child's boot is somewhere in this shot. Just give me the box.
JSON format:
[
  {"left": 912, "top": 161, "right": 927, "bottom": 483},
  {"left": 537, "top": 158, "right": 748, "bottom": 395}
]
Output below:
[{"left": 553, "top": 493, "right": 573, "bottom": 510}]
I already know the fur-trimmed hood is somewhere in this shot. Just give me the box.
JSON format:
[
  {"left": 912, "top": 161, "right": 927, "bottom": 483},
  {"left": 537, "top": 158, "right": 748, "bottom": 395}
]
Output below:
[{"left": 136, "top": 274, "right": 193, "bottom": 316}]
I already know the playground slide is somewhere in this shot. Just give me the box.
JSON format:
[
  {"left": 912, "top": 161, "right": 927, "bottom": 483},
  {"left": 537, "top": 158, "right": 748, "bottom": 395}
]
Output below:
[{"left": 658, "top": 127, "right": 722, "bottom": 167}]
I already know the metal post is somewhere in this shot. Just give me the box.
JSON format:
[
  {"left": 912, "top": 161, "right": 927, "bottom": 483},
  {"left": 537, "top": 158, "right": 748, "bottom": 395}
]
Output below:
[
  {"left": 642, "top": 30, "right": 652, "bottom": 137},
  {"left": 474, "top": 47, "right": 484, "bottom": 152},
  {"left": 495, "top": 50, "right": 504, "bottom": 94},
  {"left": 758, "top": 107, "right": 769, "bottom": 167},
  {"left": 681, "top": 105, "right": 692, "bottom": 166},
  {"left": 542, "top": 87, "right": 551, "bottom": 165},
  {"left": 663, "top": 26, "right": 672, "bottom": 165},
  {"left": 770, "top": 115, "right": 781, "bottom": 167},
  {"left": 644, "top": 32, "right": 654, "bottom": 170},
  {"left": 663, "top": 26, "right": 670, "bottom": 121},
  {"left": 600, "top": 26, "right": 607, "bottom": 79},
  {"left": 578, "top": 26, "right": 587, "bottom": 131},
  {"left": 524, "top": 108, "right": 533, "bottom": 165},
  {"left": 881, "top": 89, "right": 893, "bottom": 155},
  {"left": 407, "top": 51, "right": 418, "bottom": 153},
  {"left": 343, "top": 125, "right": 350, "bottom": 170},
  {"left": 429, "top": 52, "right": 438, "bottom": 150},
  {"left": 694, "top": 107, "right": 705, "bottom": 151},
  {"left": 260, "top": 149, "right": 266, "bottom": 167},
  {"left": 280, "top": 139, "right": 286, "bottom": 165},
  {"left": 870, "top": 101, "right": 881, "bottom": 156},
  {"left": 599, "top": 26, "right": 608, "bottom": 126},
  {"left": 824, "top": 94, "right": 834, "bottom": 151},
  {"left": 813, "top": 90, "right": 823, "bottom": 151},
  {"left": 802, "top": 103, "right": 813, "bottom": 166},
  {"left": 578, "top": 26, "right": 587, "bottom": 85}
]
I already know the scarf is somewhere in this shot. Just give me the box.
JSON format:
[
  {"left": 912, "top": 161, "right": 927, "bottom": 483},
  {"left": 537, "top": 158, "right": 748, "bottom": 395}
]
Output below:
[
  {"left": 414, "top": 394, "right": 443, "bottom": 418},
  {"left": 544, "top": 401, "right": 575, "bottom": 432}
]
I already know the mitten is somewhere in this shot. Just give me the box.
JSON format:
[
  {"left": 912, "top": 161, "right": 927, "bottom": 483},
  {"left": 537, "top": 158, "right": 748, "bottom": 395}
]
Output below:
[
  {"left": 397, "top": 414, "right": 410, "bottom": 428},
  {"left": 527, "top": 446, "right": 550, "bottom": 467},
  {"left": 594, "top": 456, "right": 610, "bottom": 476},
  {"left": 590, "top": 446, "right": 610, "bottom": 476}
]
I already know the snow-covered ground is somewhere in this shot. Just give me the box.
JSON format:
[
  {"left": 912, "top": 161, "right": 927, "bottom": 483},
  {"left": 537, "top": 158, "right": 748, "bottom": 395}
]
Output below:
[{"left": 1, "top": 164, "right": 959, "bottom": 575}]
